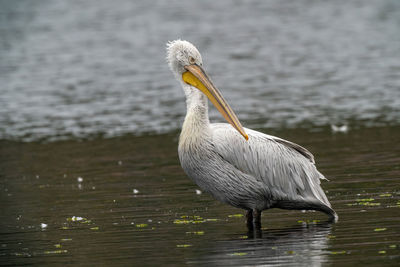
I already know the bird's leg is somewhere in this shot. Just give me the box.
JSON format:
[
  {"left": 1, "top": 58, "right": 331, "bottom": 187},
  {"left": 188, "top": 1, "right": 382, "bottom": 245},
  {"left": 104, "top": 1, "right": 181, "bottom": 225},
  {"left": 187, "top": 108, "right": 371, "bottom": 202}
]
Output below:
[
  {"left": 252, "top": 209, "right": 262, "bottom": 229},
  {"left": 246, "top": 209, "right": 262, "bottom": 238},
  {"left": 246, "top": 210, "right": 253, "bottom": 230}
]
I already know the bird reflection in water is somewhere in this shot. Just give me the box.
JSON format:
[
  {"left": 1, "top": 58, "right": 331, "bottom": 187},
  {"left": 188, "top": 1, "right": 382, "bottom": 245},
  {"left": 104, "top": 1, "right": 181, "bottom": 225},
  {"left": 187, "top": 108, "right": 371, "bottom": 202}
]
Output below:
[{"left": 191, "top": 222, "right": 333, "bottom": 267}]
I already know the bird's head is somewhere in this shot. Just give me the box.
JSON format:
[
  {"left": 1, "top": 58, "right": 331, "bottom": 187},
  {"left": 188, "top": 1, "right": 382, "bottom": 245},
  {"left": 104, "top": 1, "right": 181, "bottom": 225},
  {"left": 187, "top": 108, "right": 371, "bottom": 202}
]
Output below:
[
  {"left": 166, "top": 39, "right": 248, "bottom": 140},
  {"left": 167, "top": 39, "right": 203, "bottom": 76}
]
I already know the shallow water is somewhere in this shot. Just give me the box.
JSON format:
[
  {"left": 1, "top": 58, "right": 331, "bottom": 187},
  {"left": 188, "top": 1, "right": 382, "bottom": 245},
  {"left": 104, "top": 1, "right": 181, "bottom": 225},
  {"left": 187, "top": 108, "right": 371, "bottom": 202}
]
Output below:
[{"left": 1, "top": 126, "right": 399, "bottom": 266}]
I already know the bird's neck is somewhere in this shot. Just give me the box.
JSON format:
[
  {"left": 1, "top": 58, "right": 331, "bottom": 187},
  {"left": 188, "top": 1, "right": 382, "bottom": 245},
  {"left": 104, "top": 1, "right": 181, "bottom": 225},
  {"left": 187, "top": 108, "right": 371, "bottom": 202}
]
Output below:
[{"left": 179, "top": 85, "right": 211, "bottom": 149}]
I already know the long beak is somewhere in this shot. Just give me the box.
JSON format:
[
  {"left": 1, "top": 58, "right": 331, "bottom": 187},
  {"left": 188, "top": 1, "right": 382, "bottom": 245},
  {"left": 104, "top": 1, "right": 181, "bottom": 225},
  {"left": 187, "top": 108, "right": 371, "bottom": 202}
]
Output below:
[{"left": 183, "top": 64, "right": 248, "bottom": 140}]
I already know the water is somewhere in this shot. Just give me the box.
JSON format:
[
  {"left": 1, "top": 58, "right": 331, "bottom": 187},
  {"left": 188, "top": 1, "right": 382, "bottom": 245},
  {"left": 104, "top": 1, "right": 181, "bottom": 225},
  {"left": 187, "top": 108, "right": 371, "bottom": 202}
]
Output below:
[
  {"left": 0, "top": 0, "right": 399, "bottom": 141},
  {"left": 1, "top": 0, "right": 400, "bottom": 266},
  {"left": 1, "top": 127, "right": 399, "bottom": 266}
]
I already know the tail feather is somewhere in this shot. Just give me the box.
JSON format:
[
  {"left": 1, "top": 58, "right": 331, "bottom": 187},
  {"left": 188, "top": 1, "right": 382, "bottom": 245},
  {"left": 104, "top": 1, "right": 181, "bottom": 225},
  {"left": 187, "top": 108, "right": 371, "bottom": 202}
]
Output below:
[{"left": 276, "top": 200, "right": 338, "bottom": 222}]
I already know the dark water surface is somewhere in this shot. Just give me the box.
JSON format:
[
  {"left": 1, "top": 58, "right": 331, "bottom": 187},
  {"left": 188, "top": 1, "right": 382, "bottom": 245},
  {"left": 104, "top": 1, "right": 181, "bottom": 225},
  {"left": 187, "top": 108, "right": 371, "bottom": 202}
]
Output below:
[{"left": 1, "top": 126, "right": 399, "bottom": 266}]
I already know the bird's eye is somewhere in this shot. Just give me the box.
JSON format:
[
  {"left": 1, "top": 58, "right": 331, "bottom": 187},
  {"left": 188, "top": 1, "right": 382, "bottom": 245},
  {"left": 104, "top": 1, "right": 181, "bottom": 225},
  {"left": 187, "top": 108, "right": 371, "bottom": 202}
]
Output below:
[{"left": 189, "top": 56, "right": 196, "bottom": 64}]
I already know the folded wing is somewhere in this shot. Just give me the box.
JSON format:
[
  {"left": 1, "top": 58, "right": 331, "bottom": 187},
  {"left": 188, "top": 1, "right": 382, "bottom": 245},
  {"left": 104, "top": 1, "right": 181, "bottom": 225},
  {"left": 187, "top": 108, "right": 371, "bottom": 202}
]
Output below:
[{"left": 211, "top": 123, "right": 331, "bottom": 208}]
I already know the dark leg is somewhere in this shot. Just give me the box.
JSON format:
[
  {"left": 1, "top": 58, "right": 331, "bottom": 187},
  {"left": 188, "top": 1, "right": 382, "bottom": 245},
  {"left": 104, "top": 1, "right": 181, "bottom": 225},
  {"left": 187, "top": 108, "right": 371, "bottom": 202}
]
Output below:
[
  {"left": 246, "top": 209, "right": 262, "bottom": 230},
  {"left": 246, "top": 210, "right": 253, "bottom": 230},
  {"left": 253, "top": 209, "right": 262, "bottom": 229},
  {"left": 246, "top": 209, "right": 262, "bottom": 238}
]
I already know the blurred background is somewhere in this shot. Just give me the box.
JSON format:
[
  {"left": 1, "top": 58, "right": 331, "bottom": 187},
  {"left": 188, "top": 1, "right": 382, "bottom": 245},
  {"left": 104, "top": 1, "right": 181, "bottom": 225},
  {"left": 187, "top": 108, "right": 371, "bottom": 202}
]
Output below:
[
  {"left": 1, "top": 0, "right": 399, "bottom": 141},
  {"left": 1, "top": 0, "right": 399, "bottom": 266}
]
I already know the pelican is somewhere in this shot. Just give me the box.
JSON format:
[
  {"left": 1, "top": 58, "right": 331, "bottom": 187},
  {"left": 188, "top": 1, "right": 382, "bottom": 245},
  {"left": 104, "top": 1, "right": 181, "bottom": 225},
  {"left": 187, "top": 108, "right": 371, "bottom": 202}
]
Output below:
[{"left": 166, "top": 40, "right": 338, "bottom": 228}]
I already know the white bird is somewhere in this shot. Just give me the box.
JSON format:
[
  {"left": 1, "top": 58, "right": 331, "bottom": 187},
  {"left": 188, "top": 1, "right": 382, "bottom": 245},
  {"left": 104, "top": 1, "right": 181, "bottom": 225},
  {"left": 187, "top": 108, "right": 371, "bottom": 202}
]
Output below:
[{"left": 166, "top": 40, "right": 337, "bottom": 228}]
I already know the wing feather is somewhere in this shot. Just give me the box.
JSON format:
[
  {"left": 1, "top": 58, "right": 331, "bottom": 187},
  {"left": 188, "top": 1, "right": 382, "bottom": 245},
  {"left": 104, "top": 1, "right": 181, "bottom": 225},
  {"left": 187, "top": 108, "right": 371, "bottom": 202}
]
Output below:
[{"left": 211, "top": 123, "right": 330, "bottom": 207}]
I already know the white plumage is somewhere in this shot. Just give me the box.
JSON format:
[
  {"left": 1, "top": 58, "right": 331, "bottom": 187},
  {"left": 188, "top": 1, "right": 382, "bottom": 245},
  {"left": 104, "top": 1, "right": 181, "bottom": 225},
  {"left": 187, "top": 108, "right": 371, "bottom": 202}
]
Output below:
[{"left": 167, "top": 40, "right": 337, "bottom": 228}]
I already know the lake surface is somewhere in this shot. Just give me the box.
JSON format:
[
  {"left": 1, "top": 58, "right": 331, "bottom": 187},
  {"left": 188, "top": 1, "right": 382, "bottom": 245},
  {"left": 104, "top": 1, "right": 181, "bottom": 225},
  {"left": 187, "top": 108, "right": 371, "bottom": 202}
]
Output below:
[
  {"left": 1, "top": 126, "right": 400, "bottom": 266},
  {"left": 1, "top": 0, "right": 400, "bottom": 266}
]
